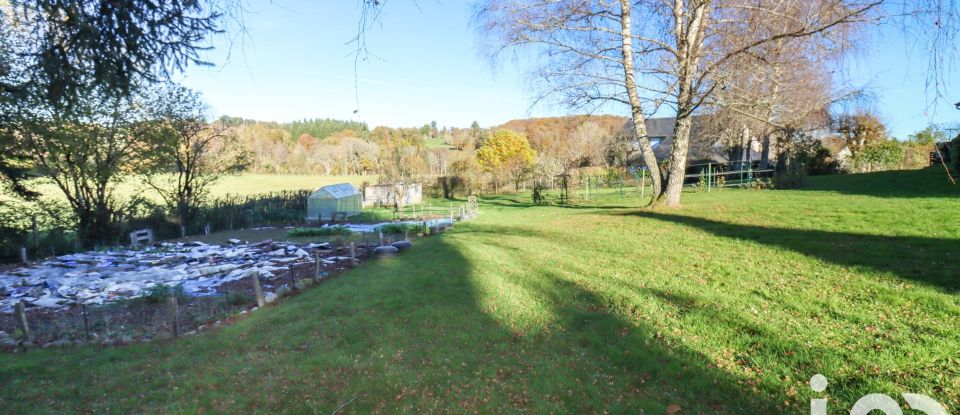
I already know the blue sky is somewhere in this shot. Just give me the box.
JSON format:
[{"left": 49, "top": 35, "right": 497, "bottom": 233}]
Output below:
[{"left": 178, "top": 1, "right": 958, "bottom": 138}]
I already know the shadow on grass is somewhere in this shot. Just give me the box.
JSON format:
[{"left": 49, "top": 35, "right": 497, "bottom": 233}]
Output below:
[
  {"left": 0, "top": 220, "right": 779, "bottom": 413},
  {"left": 478, "top": 195, "right": 636, "bottom": 210},
  {"left": 624, "top": 211, "right": 960, "bottom": 292},
  {"left": 506, "top": 272, "right": 782, "bottom": 413},
  {"left": 799, "top": 168, "right": 960, "bottom": 198}
]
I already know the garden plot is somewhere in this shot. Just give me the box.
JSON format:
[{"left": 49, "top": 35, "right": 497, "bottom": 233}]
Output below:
[{"left": 0, "top": 240, "right": 349, "bottom": 313}]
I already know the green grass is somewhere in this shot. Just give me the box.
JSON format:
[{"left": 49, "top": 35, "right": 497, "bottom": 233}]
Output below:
[
  {"left": 2, "top": 168, "right": 958, "bottom": 413},
  {"left": 287, "top": 226, "right": 353, "bottom": 237},
  {"left": 423, "top": 137, "right": 454, "bottom": 149},
  {"left": 5, "top": 174, "right": 374, "bottom": 204}
]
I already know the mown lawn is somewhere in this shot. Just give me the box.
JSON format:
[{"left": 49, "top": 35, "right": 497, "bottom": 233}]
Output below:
[{"left": 1, "top": 168, "right": 958, "bottom": 413}]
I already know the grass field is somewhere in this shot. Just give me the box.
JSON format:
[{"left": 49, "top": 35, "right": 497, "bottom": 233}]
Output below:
[
  {"left": 1, "top": 168, "right": 958, "bottom": 413},
  {"left": 6, "top": 174, "right": 375, "bottom": 204}
]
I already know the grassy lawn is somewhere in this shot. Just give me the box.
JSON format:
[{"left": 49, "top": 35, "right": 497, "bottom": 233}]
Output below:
[{"left": 1, "top": 168, "right": 958, "bottom": 413}]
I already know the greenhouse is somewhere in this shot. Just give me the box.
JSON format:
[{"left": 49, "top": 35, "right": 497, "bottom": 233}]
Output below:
[{"left": 305, "top": 183, "right": 363, "bottom": 222}]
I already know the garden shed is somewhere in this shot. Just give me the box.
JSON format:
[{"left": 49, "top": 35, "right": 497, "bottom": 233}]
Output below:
[{"left": 306, "top": 183, "right": 363, "bottom": 222}]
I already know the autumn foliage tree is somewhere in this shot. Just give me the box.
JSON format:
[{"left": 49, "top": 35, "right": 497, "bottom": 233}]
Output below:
[
  {"left": 836, "top": 112, "right": 887, "bottom": 155},
  {"left": 477, "top": 130, "right": 536, "bottom": 192}
]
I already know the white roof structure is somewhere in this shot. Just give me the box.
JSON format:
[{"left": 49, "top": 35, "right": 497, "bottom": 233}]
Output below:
[{"left": 311, "top": 183, "right": 360, "bottom": 198}]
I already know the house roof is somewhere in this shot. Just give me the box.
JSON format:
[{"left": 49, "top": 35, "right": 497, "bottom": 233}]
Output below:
[
  {"left": 622, "top": 116, "right": 723, "bottom": 162},
  {"left": 311, "top": 183, "right": 360, "bottom": 199}
]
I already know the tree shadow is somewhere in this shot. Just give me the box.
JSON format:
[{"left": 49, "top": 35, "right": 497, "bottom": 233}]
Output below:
[
  {"left": 478, "top": 195, "right": 636, "bottom": 210},
  {"left": 798, "top": 169, "right": 960, "bottom": 198},
  {"left": 0, "top": 220, "right": 780, "bottom": 413},
  {"left": 623, "top": 211, "right": 960, "bottom": 292},
  {"left": 502, "top": 271, "right": 786, "bottom": 413}
]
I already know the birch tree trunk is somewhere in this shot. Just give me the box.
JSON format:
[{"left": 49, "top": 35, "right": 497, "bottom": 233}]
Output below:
[
  {"left": 658, "top": 0, "right": 709, "bottom": 208},
  {"left": 618, "top": 0, "right": 663, "bottom": 200}
]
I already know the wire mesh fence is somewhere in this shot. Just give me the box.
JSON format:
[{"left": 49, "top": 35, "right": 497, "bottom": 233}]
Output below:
[{"left": 0, "top": 242, "right": 373, "bottom": 350}]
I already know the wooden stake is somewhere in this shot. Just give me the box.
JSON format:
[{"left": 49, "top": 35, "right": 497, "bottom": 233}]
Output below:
[
  {"left": 641, "top": 169, "right": 646, "bottom": 198},
  {"left": 250, "top": 270, "right": 265, "bottom": 307},
  {"left": 168, "top": 296, "right": 180, "bottom": 338},
  {"left": 81, "top": 302, "right": 90, "bottom": 342},
  {"left": 349, "top": 242, "right": 356, "bottom": 263},
  {"left": 289, "top": 265, "right": 298, "bottom": 291},
  {"left": 15, "top": 300, "right": 31, "bottom": 344},
  {"left": 19, "top": 246, "right": 27, "bottom": 264},
  {"left": 314, "top": 252, "right": 321, "bottom": 280},
  {"left": 31, "top": 216, "right": 38, "bottom": 248}
]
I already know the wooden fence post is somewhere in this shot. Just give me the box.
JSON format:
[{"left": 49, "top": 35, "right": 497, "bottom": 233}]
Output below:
[
  {"left": 81, "top": 302, "right": 91, "bottom": 342},
  {"left": 15, "top": 300, "right": 31, "bottom": 344},
  {"left": 641, "top": 169, "right": 646, "bottom": 198},
  {"left": 707, "top": 163, "right": 712, "bottom": 192},
  {"left": 168, "top": 296, "right": 180, "bottom": 338},
  {"left": 350, "top": 242, "right": 356, "bottom": 263},
  {"left": 20, "top": 246, "right": 28, "bottom": 264},
  {"left": 314, "top": 252, "right": 321, "bottom": 280},
  {"left": 289, "top": 265, "right": 298, "bottom": 291},
  {"left": 250, "top": 270, "right": 265, "bottom": 307},
  {"left": 31, "top": 216, "right": 38, "bottom": 248}
]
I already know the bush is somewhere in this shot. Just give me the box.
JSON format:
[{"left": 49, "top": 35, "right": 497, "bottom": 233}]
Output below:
[
  {"left": 791, "top": 138, "right": 839, "bottom": 175},
  {"left": 287, "top": 226, "right": 353, "bottom": 237},
  {"left": 378, "top": 223, "right": 410, "bottom": 234},
  {"left": 219, "top": 292, "right": 252, "bottom": 307},
  {"left": 140, "top": 284, "right": 187, "bottom": 304},
  {"left": 376, "top": 222, "right": 429, "bottom": 235},
  {"left": 532, "top": 181, "right": 548, "bottom": 205},
  {"left": 851, "top": 140, "right": 903, "bottom": 172}
]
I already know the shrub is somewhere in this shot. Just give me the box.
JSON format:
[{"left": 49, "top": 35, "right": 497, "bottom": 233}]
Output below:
[
  {"left": 219, "top": 292, "right": 251, "bottom": 307},
  {"left": 378, "top": 223, "right": 409, "bottom": 234},
  {"left": 851, "top": 140, "right": 903, "bottom": 172},
  {"left": 141, "top": 283, "right": 187, "bottom": 304},
  {"left": 376, "top": 222, "right": 430, "bottom": 235},
  {"left": 287, "top": 226, "right": 352, "bottom": 237},
  {"left": 532, "top": 181, "right": 548, "bottom": 205}
]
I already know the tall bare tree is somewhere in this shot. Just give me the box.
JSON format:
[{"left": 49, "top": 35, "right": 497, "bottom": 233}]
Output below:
[
  {"left": 476, "top": 1, "right": 904, "bottom": 207},
  {"left": 144, "top": 85, "right": 249, "bottom": 232}
]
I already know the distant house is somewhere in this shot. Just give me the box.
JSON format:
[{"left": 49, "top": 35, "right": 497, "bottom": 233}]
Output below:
[
  {"left": 622, "top": 116, "right": 735, "bottom": 166},
  {"left": 622, "top": 116, "right": 839, "bottom": 170},
  {"left": 363, "top": 182, "right": 422, "bottom": 207},
  {"left": 818, "top": 134, "right": 853, "bottom": 170}
]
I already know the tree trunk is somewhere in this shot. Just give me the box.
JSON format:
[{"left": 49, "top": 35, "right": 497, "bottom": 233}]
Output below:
[
  {"left": 660, "top": 115, "right": 693, "bottom": 207},
  {"left": 618, "top": 0, "right": 663, "bottom": 201},
  {"left": 760, "top": 134, "right": 771, "bottom": 170}
]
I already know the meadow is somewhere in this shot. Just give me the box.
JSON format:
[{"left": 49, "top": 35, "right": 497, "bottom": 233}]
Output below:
[
  {"left": 0, "top": 168, "right": 958, "bottom": 413},
  {"left": 10, "top": 174, "right": 375, "bottom": 203}
]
